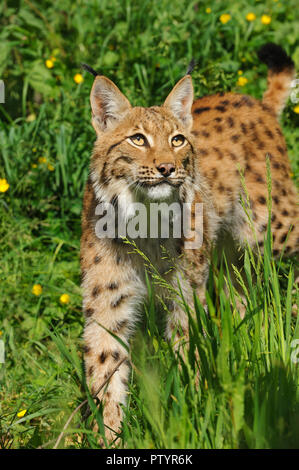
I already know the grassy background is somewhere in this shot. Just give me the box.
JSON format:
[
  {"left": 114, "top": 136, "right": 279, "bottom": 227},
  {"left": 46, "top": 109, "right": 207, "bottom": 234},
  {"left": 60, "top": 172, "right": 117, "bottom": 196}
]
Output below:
[{"left": 0, "top": 0, "right": 299, "bottom": 449}]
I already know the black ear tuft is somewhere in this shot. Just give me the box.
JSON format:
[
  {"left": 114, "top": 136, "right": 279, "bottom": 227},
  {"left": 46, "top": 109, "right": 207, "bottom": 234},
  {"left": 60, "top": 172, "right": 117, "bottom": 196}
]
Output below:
[
  {"left": 257, "top": 43, "right": 294, "bottom": 73},
  {"left": 81, "top": 63, "right": 100, "bottom": 77},
  {"left": 185, "top": 58, "right": 197, "bottom": 76}
]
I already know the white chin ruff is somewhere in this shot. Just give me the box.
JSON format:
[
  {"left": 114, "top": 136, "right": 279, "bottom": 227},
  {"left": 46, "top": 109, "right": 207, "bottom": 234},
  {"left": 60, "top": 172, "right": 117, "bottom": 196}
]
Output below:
[{"left": 146, "top": 183, "right": 174, "bottom": 200}]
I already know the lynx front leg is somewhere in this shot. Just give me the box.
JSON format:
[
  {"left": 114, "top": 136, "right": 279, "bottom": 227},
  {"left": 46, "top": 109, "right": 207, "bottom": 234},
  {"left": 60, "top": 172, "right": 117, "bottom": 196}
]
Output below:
[
  {"left": 81, "top": 246, "right": 145, "bottom": 445},
  {"left": 165, "top": 252, "right": 209, "bottom": 347},
  {"left": 165, "top": 194, "right": 213, "bottom": 344},
  {"left": 164, "top": 261, "right": 208, "bottom": 389},
  {"left": 84, "top": 317, "right": 130, "bottom": 444}
]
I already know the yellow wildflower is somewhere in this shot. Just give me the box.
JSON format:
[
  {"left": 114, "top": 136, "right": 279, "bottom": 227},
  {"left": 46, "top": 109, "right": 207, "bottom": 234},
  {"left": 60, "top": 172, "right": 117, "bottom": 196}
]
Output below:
[
  {"left": 50, "top": 56, "right": 57, "bottom": 62},
  {"left": 60, "top": 293, "right": 70, "bottom": 304},
  {"left": 237, "top": 76, "right": 248, "bottom": 86},
  {"left": 246, "top": 12, "right": 256, "bottom": 21},
  {"left": 261, "top": 15, "right": 271, "bottom": 25},
  {"left": 32, "top": 147, "right": 37, "bottom": 152},
  {"left": 45, "top": 59, "right": 54, "bottom": 69},
  {"left": 32, "top": 284, "right": 42, "bottom": 296},
  {"left": 26, "top": 113, "right": 36, "bottom": 122},
  {"left": 38, "top": 157, "right": 47, "bottom": 164},
  {"left": 206, "top": 7, "right": 211, "bottom": 14},
  {"left": 0, "top": 331, "right": 2, "bottom": 336},
  {"left": 293, "top": 105, "right": 299, "bottom": 114},
  {"left": 31, "top": 163, "right": 37, "bottom": 169},
  {"left": 220, "top": 14, "right": 231, "bottom": 24},
  {"left": 74, "top": 73, "right": 84, "bottom": 84},
  {"left": 238, "top": 70, "right": 243, "bottom": 75},
  {"left": 17, "top": 409, "right": 27, "bottom": 418},
  {"left": 47, "top": 163, "right": 55, "bottom": 171},
  {"left": 0, "top": 179, "right": 9, "bottom": 193}
]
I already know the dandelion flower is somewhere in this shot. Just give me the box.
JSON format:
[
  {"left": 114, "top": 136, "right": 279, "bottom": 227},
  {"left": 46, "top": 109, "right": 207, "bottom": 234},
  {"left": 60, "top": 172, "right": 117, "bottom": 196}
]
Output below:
[
  {"left": 32, "top": 284, "right": 42, "bottom": 296},
  {"left": 220, "top": 14, "right": 231, "bottom": 24},
  {"left": 206, "top": 7, "right": 211, "bottom": 14},
  {"left": 47, "top": 163, "right": 55, "bottom": 171},
  {"left": 17, "top": 409, "right": 27, "bottom": 418},
  {"left": 45, "top": 59, "right": 54, "bottom": 69},
  {"left": 238, "top": 70, "right": 243, "bottom": 75},
  {"left": 60, "top": 293, "right": 70, "bottom": 304},
  {"left": 293, "top": 105, "right": 299, "bottom": 114},
  {"left": 74, "top": 73, "right": 84, "bottom": 84},
  {"left": 0, "top": 179, "right": 9, "bottom": 192},
  {"left": 38, "top": 157, "right": 47, "bottom": 164},
  {"left": 237, "top": 76, "right": 248, "bottom": 87},
  {"left": 261, "top": 15, "right": 271, "bottom": 25},
  {"left": 0, "top": 331, "right": 2, "bottom": 336},
  {"left": 246, "top": 12, "right": 256, "bottom": 21},
  {"left": 31, "top": 163, "right": 37, "bottom": 169}
]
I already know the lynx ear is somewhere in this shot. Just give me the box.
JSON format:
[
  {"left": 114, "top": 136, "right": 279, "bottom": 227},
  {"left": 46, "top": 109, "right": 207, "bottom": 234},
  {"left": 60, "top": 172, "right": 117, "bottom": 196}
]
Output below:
[
  {"left": 163, "top": 75, "right": 193, "bottom": 129},
  {"left": 90, "top": 76, "right": 132, "bottom": 133}
]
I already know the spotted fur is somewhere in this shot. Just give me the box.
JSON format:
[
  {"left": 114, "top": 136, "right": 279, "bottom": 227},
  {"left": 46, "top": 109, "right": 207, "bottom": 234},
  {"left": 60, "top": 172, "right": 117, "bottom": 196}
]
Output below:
[{"left": 80, "top": 43, "right": 298, "bottom": 443}]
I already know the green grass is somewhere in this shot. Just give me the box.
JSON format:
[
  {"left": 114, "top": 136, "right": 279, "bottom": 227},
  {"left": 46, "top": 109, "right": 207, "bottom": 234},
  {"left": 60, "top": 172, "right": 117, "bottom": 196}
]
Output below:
[{"left": 0, "top": 0, "right": 298, "bottom": 449}]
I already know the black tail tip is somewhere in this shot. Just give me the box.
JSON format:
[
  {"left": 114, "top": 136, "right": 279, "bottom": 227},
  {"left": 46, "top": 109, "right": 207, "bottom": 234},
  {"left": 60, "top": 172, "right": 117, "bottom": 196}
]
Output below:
[
  {"left": 258, "top": 43, "right": 294, "bottom": 73},
  {"left": 81, "top": 63, "right": 100, "bottom": 77}
]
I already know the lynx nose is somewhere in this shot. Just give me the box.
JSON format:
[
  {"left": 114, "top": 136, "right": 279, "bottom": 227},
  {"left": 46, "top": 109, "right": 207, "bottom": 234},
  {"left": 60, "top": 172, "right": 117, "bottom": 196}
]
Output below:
[{"left": 157, "top": 162, "right": 175, "bottom": 177}]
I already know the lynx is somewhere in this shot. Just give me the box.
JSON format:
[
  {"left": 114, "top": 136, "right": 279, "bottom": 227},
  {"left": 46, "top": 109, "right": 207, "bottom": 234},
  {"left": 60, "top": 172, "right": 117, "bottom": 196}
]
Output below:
[{"left": 80, "top": 43, "right": 298, "bottom": 443}]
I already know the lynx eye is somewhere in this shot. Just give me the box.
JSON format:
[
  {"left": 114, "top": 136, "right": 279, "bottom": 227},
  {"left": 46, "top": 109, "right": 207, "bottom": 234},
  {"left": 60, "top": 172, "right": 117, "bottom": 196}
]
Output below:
[
  {"left": 130, "top": 134, "right": 146, "bottom": 146},
  {"left": 171, "top": 134, "right": 185, "bottom": 147}
]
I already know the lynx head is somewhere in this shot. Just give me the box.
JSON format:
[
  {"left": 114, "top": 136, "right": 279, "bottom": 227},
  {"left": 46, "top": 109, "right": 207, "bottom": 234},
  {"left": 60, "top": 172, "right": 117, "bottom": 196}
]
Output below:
[{"left": 89, "top": 74, "right": 196, "bottom": 206}]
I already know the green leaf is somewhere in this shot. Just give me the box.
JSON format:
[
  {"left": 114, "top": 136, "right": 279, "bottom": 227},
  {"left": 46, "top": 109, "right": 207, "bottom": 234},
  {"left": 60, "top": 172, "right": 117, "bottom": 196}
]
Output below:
[
  {"left": 0, "top": 41, "right": 12, "bottom": 75},
  {"left": 26, "top": 61, "right": 60, "bottom": 98},
  {"left": 102, "top": 51, "right": 119, "bottom": 67}
]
